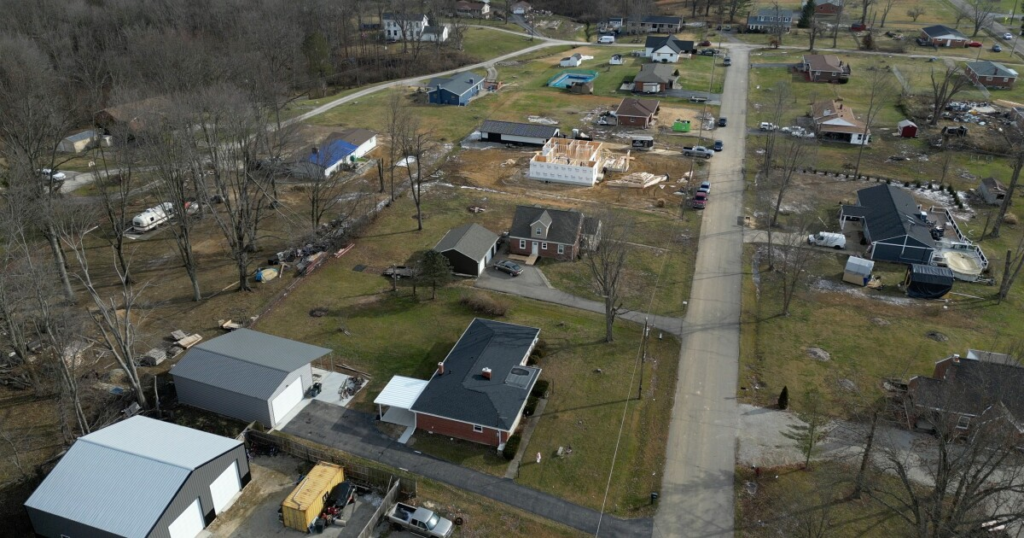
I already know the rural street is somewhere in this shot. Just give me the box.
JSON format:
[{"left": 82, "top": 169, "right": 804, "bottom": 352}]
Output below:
[{"left": 654, "top": 45, "right": 752, "bottom": 538}]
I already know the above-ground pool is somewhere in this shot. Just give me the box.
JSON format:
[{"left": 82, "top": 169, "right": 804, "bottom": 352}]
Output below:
[{"left": 547, "top": 70, "right": 599, "bottom": 88}]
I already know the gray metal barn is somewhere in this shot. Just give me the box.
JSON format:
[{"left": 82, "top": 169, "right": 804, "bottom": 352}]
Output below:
[
  {"left": 25, "top": 416, "right": 249, "bottom": 538},
  {"left": 478, "top": 120, "right": 560, "bottom": 146},
  {"left": 171, "top": 329, "right": 331, "bottom": 429}
]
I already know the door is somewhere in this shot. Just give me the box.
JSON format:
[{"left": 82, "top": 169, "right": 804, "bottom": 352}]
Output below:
[
  {"left": 210, "top": 461, "right": 242, "bottom": 514},
  {"left": 168, "top": 498, "right": 204, "bottom": 538},
  {"left": 531, "top": 242, "right": 539, "bottom": 256},
  {"left": 271, "top": 380, "right": 304, "bottom": 425}
]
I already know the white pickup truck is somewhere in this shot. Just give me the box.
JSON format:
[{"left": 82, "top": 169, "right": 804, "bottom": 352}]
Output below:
[
  {"left": 386, "top": 502, "right": 454, "bottom": 537},
  {"left": 682, "top": 146, "right": 714, "bottom": 159}
]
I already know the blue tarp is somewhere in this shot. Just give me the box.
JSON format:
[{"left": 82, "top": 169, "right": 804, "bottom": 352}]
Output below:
[{"left": 309, "top": 139, "right": 358, "bottom": 168}]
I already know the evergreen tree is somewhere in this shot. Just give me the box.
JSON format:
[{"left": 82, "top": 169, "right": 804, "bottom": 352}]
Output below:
[
  {"left": 778, "top": 385, "right": 790, "bottom": 409},
  {"left": 419, "top": 251, "right": 453, "bottom": 300},
  {"left": 798, "top": 0, "right": 816, "bottom": 28}
]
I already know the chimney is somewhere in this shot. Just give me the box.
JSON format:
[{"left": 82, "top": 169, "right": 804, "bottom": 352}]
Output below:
[
  {"left": 952, "top": 354, "right": 960, "bottom": 363},
  {"left": 311, "top": 146, "right": 319, "bottom": 155},
  {"left": 437, "top": 362, "right": 445, "bottom": 375},
  {"left": 481, "top": 367, "right": 492, "bottom": 380}
]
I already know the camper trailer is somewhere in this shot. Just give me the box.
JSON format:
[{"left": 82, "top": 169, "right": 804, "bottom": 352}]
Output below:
[
  {"left": 132, "top": 202, "right": 173, "bottom": 232},
  {"left": 631, "top": 136, "right": 655, "bottom": 150}
]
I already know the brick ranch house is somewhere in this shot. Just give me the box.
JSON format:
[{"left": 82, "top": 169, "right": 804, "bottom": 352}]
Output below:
[
  {"left": 814, "top": 0, "right": 843, "bottom": 15},
  {"left": 920, "top": 25, "right": 968, "bottom": 47},
  {"left": 964, "top": 60, "right": 1018, "bottom": 89},
  {"left": 374, "top": 319, "right": 541, "bottom": 448},
  {"left": 615, "top": 97, "right": 660, "bottom": 128},
  {"left": 507, "top": 205, "right": 601, "bottom": 261},
  {"left": 798, "top": 54, "right": 851, "bottom": 83}
]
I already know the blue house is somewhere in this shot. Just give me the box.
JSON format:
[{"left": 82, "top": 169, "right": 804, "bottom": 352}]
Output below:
[{"left": 427, "top": 71, "right": 484, "bottom": 106}]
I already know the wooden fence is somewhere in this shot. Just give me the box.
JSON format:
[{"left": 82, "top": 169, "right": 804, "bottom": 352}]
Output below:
[
  {"left": 355, "top": 479, "right": 401, "bottom": 538},
  {"left": 246, "top": 430, "right": 416, "bottom": 496}
]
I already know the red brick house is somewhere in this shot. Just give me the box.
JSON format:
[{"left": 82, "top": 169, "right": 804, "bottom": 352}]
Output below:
[
  {"left": 615, "top": 98, "right": 660, "bottom": 128},
  {"left": 507, "top": 205, "right": 593, "bottom": 261},
  {"left": 920, "top": 25, "right": 969, "bottom": 47},
  {"left": 633, "top": 64, "right": 678, "bottom": 93},
  {"left": 814, "top": 0, "right": 843, "bottom": 15},
  {"left": 799, "top": 54, "right": 851, "bottom": 83},
  {"left": 907, "top": 350, "right": 1024, "bottom": 438},
  {"left": 412, "top": 319, "right": 541, "bottom": 448},
  {"left": 964, "top": 60, "right": 1018, "bottom": 89}
]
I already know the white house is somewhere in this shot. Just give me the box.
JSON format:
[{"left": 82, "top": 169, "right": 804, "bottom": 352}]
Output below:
[
  {"left": 511, "top": 1, "right": 532, "bottom": 15},
  {"left": 384, "top": 13, "right": 448, "bottom": 42},
  {"left": 643, "top": 36, "right": 694, "bottom": 63},
  {"left": 529, "top": 138, "right": 604, "bottom": 186},
  {"left": 560, "top": 53, "right": 583, "bottom": 67},
  {"left": 336, "top": 128, "right": 378, "bottom": 158},
  {"left": 811, "top": 99, "right": 871, "bottom": 145}
]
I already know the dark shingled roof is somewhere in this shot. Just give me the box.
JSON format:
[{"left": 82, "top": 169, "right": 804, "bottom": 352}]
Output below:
[
  {"left": 509, "top": 205, "right": 584, "bottom": 245},
  {"left": 384, "top": 13, "right": 427, "bottom": 21},
  {"left": 171, "top": 329, "right": 331, "bottom": 400},
  {"left": 434, "top": 223, "right": 499, "bottom": 261},
  {"left": 635, "top": 63, "right": 678, "bottom": 84},
  {"left": 427, "top": 71, "right": 483, "bottom": 96},
  {"left": 479, "top": 120, "right": 559, "bottom": 140},
  {"left": 412, "top": 319, "right": 540, "bottom": 430},
  {"left": 911, "top": 357, "right": 1024, "bottom": 426},
  {"left": 852, "top": 184, "right": 935, "bottom": 247},
  {"left": 644, "top": 35, "right": 694, "bottom": 54},
  {"left": 921, "top": 25, "right": 967, "bottom": 39},
  {"left": 642, "top": 15, "right": 682, "bottom": 25}
]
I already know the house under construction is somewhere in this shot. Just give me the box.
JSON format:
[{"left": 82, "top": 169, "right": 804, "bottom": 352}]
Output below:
[{"left": 528, "top": 138, "right": 605, "bottom": 186}]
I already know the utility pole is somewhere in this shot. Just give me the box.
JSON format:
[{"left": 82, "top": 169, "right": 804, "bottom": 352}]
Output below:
[{"left": 638, "top": 319, "right": 650, "bottom": 400}]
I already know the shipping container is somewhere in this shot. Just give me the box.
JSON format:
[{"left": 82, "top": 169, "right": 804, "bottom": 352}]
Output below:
[{"left": 281, "top": 462, "right": 345, "bottom": 532}]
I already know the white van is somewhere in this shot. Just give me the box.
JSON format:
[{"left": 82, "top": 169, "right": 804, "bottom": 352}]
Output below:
[
  {"left": 808, "top": 232, "right": 846, "bottom": 249},
  {"left": 598, "top": 35, "right": 616, "bottom": 44}
]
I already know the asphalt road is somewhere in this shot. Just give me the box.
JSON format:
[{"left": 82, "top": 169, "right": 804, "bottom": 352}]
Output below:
[{"left": 654, "top": 45, "right": 752, "bottom": 538}]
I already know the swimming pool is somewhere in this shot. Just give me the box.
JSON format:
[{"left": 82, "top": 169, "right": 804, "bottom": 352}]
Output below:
[{"left": 547, "top": 70, "right": 599, "bottom": 88}]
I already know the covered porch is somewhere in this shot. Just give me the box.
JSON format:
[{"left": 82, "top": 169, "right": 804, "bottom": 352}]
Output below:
[{"left": 374, "top": 375, "right": 429, "bottom": 445}]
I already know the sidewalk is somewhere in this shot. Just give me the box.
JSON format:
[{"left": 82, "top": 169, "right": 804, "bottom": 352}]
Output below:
[
  {"left": 283, "top": 401, "right": 652, "bottom": 537},
  {"left": 504, "top": 397, "right": 548, "bottom": 479}
]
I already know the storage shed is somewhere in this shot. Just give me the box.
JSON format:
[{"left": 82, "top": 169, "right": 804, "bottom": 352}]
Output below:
[
  {"left": 897, "top": 119, "right": 918, "bottom": 138},
  {"left": 843, "top": 256, "right": 875, "bottom": 286},
  {"left": 478, "top": 120, "right": 560, "bottom": 146},
  {"left": 57, "top": 130, "right": 97, "bottom": 153},
  {"left": 904, "top": 264, "right": 954, "bottom": 299},
  {"left": 433, "top": 223, "right": 499, "bottom": 276},
  {"left": 172, "top": 329, "right": 332, "bottom": 429},
  {"left": 281, "top": 462, "right": 345, "bottom": 532},
  {"left": 25, "top": 416, "right": 249, "bottom": 538}
]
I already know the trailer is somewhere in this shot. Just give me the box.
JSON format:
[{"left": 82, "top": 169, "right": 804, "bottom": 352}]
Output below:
[
  {"left": 630, "top": 135, "right": 654, "bottom": 150},
  {"left": 132, "top": 202, "right": 173, "bottom": 232},
  {"left": 281, "top": 462, "right": 345, "bottom": 532}
]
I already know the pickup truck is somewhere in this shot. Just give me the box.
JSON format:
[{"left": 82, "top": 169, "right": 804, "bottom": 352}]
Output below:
[
  {"left": 386, "top": 502, "right": 454, "bottom": 537},
  {"left": 691, "top": 191, "right": 708, "bottom": 209},
  {"left": 682, "top": 146, "right": 714, "bottom": 159}
]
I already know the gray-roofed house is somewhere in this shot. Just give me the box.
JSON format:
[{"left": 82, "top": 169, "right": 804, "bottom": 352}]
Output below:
[
  {"left": 747, "top": 7, "right": 794, "bottom": 32},
  {"left": 434, "top": 223, "right": 500, "bottom": 276},
  {"left": 908, "top": 350, "right": 1024, "bottom": 437},
  {"left": 615, "top": 97, "right": 661, "bottom": 128},
  {"left": 633, "top": 63, "right": 679, "bottom": 93},
  {"left": 478, "top": 120, "right": 560, "bottom": 145},
  {"left": 25, "top": 416, "right": 249, "bottom": 538},
  {"left": 508, "top": 205, "right": 589, "bottom": 261},
  {"left": 627, "top": 15, "right": 683, "bottom": 33},
  {"left": 979, "top": 177, "right": 1008, "bottom": 206},
  {"left": 839, "top": 184, "right": 937, "bottom": 265},
  {"left": 799, "top": 54, "right": 851, "bottom": 83},
  {"left": 644, "top": 35, "right": 695, "bottom": 62},
  {"left": 412, "top": 318, "right": 541, "bottom": 448},
  {"left": 171, "top": 329, "right": 332, "bottom": 428},
  {"left": 427, "top": 71, "right": 484, "bottom": 106},
  {"left": 920, "top": 25, "right": 968, "bottom": 47},
  {"left": 964, "top": 60, "right": 1018, "bottom": 89}
]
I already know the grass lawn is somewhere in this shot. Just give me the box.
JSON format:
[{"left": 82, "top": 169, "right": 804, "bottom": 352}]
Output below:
[
  {"left": 460, "top": 27, "right": 540, "bottom": 59},
  {"left": 254, "top": 188, "right": 680, "bottom": 517}
]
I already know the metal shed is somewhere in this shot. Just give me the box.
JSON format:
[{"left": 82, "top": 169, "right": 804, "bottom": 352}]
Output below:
[
  {"left": 25, "top": 416, "right": 249, "bottom": 538},
  {"left": 897, "top": 119, "right": 918, "bottom": 138},
  {"left": 171, "top": 329, "right": 332, "bottom": 429},
  {"left": 904, "top": 264, "right": 954, "bottom": 299},
  {"left": 843, "top": 256, "right": 875, "bottom": 286}
]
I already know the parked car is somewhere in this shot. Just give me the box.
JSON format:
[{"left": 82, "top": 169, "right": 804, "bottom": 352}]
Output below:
[
  {"left": 759, "top": 122, "right": 778, "bottom": 131},
  {"left": 691, "top": 191, "right": 708, "bottom": 209},
  {"left": 598, "top": 35, "right": 616, "bottom": 44},
  {"left": 993, "top": 44, "right": 1003, "bottom": 52},
  {"left": 699, "top": 49, "right": 716, "bottom": 56},
  {"left": 698, "top": 181, "right": 711, "bottom": 194},
  {"left": 493, "top": 260, "right": 523, "bottom": 276},
  {"left": 386, "top": 503, "right": 454, "bottom": 538},
  {"left": 1004, "top": 32, "right": 1014, "bottom": 40},
  {"left": 682, "top": 146, "right": 714, "bottom": 158},
  {"left": 713, "top": 140, "right": 724, "bottom": 152},
  {"left": 851, "top": 23, "right": 868, "bottom": 32},
  {"left": 723, "top": 56, "right": 732, "bottom": 66},
  {"left": 807, "top": 231, "right": 846, "bottom": 249},
  {"left": 382, "top": 266, "right": 418, "bottom": 279},
  {"left": 717, "top": 117, "right": 727, "bottom": 127},
  {"left": 40, "top": 168, "right": 67, "bottom": 181},
  {"left": 698, "top": 40, "right": 712, "bottom": 47},
  {"left": 966, "top": 41, "right": 983, "bottom": 47}
]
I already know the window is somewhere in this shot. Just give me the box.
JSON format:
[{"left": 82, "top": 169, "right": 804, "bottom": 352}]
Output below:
[
  {"left": 519, "top": 239, "right": 526, "bottom": 249},
  {"left": 1005, "top": 77, "right": 1011, "bottom": 82},
  {"left": 473, "top": 425, "right": 484, "bottom": 433},
  {"left": 535, "top": 227, "right": 543, "bottom": 235},
  {"left": 986, "top": 76, "right": 993, "bottom": 81},
  {"left": 541, "top": 242, "right": 548, "bottom": 250},
  {"left": 557, "top": 244, "right": 565, "bottom": 254},
  {"left": 956, "top": 416, "right": 971, "bottom": 430}
]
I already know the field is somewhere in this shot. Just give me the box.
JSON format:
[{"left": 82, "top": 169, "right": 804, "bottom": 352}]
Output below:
[{"left": 460, "top": 26, "right": 541, "bottom": 59}]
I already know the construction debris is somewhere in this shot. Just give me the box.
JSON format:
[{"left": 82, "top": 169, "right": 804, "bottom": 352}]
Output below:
[{"left": 606, "top": 171, "right": 667, "bottom": 188}]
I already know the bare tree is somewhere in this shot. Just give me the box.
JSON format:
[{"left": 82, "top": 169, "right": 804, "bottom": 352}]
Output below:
[
  {"left": 385, "top": 92, "right": 410, "bottom": 203},
  {"left": 94, "top": 112, "right": 143, "bottom": 283},
  {"left": 584, "top": 212, "right": 632, "bottom": 343},
  {"left": 962, "top": 0, "right": 996, "bottom": 37},
  {"left": 859, "top": 0, "right": 877, "bottom": 25},
  {"left": 907, "top": 6, "right": 925, "bottom": 22},
  {"left": 775, "top": 220, "right": 817, "bottom": 316},
  {"left": 727, "top": 0, "right": 753, "bottom": 23},
  {"left": 989, "top": 149, "right": 1024, "bottom": 239},
  {"left": 998, "top": 234, "right": 1024, "bottom": 301},
  {"left": 770, "top": 136, "right": 816, "bottom": 228},
  {"left": 852, "top": 67, "right": 896, "bottom": 178},
  {"left": 783, "top": 389, "right": 828, "bottom": 469},
  {"left": 401, "top": 117, "right": 433, "bottom": 231},
  {"left": 879, "top": 0, "right": 899, "bottom": 27},
  {"left": 927, "top": 65, "right": 972, "bottom": 127},
  {"left": 830, "top": 2, "right": 845, "bottom": 47}
]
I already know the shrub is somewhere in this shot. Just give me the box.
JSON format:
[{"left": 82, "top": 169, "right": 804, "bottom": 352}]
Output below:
[
  {"left": 531, "top": 339, "right": 549, "bottom": 359},
  {"left": 656, "top": 198, "right": 666, "bottom": 208},
  {"left": 461, "top": 292, "right": 509, "bottom": 317},
  {"left": 531, "top": 379, "right": 550, "bottom": 399},
  {"left": 778, "top": 386, "right": 789, "bottom": 410},
  {"left": 1005, "top": 213, "right": 1019, "bottom": 225},
  {"left": 502, "top": 434, "right": 522, "bottom": 461},
  {"left": 524, "top": 395, "right": 539, "bottom": 417}
]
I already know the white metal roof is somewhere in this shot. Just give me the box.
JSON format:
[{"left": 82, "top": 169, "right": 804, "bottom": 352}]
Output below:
[
  {"left": 845, "top": 256, "right": 874, "bottom": 275},
  {"left": 374, "top": 375, "right": 429, "bottom": 410},
  {"left": 25, "top": 416, "right": 241, "bottom": 537}
]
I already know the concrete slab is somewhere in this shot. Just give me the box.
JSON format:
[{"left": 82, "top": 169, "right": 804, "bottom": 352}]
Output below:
[{"left": 271, "top": 370, "right": 355, "bottom": 432}]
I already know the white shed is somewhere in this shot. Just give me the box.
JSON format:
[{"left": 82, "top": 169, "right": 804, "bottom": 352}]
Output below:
[
  {"left": 57, "top": 130, "right": 97, "bottom": 153},
  {"left": 843, "top": 256, "right": 875, "bottom": 286}
]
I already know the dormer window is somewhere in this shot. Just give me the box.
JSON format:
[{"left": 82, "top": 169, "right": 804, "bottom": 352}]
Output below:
[{"left": 535, "top": 227, "right": 543, "bottom": 235}]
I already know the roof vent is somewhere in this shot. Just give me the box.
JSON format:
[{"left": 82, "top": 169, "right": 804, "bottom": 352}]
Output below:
[
  {"left": 437, "top": 362, "right": 445, "bottom": 375},
  {"left": 481, "top": 367, "right": 492, "bottom": 380}
]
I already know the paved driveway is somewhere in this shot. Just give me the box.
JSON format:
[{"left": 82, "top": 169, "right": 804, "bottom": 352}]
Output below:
[
  {"left": 282, "top": 402, "right": 651, "bottom": 537},
  {"left": 476, "top": 260, "right": 684, "bottom": 337}
]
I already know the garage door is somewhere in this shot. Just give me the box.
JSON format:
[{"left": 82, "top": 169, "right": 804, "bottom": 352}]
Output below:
[
  {"left": 271, "top": 380, "right": 304, "bottom": 425},
  {"left": 168, "top": 498, "right": 204, "bottom": 538},
  {"left": 210, "top": 461, "right": 241, "bottom": 514}
]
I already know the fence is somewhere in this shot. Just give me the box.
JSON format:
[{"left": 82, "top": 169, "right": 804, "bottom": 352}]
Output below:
[
  {"left": 246, "top": 431, "right": 416, "bottom": 497},
  {"left": 354, "top": 479, "right": 401, "bottom": 538}
]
